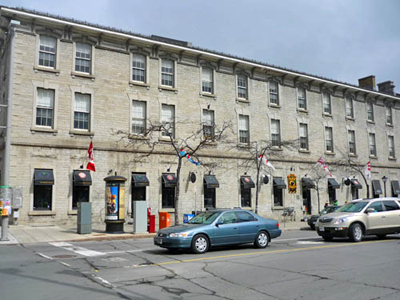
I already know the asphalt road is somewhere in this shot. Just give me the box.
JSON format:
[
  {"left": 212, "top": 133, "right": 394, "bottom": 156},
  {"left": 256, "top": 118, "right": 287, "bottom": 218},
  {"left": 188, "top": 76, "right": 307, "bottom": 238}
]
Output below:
[{"left": 1, "top": 230, "right": 399, "bottom": 300}]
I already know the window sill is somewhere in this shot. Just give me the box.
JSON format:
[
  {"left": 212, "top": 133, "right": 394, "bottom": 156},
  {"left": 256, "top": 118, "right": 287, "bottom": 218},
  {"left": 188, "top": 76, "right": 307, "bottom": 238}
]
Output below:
[
  {"left": 159, "top": 136, "right": 174, "bottom": 143},
  {"left": 200, "top": 92, "right": 217, "bottom": 99},
  {"left": 299, "top": 149, "right": 310, "bottom": 153},
  {"left": 388, "top": 157, "right": 397, "bottom": 161},
  {"left": 236, "top": 98, "right": 249, "bottom": 103},
  {"left": 71, "top": 72, "right": 95, "bottom": 80},
  {"left": 349, "top": 153, "right": 358, "bottom": 157},
  {"left": 34, "top": 66, "right": 60, "bottom": 75},
  {"left": 129, "top": 81, "right": 150, "bottom": 89},
  {"left": 386, "top": 123, "right": 394, "bottom": 127},
  {"left": 237, "top": 143, "right": 251, "bottom": 149},
  {"left": 203, "top": 140, "right": 218, "bottom": 146},
  {"left": 273, "top": 206, "right": 284, "bottom": 210},
  {"left": 31, "top": 127, "right": 58, "bottom": 134},
  {"left": 367, "top": 120, "right": 375, "bottom": 125},
  {"left": 297, "top": 108, "right": 308, "bottom": 114},
  {"left": 271, "top": 146, "right": 283, "bottom": 151},
  {"left": 128, "top": 134, "right": 149, "bottom": 140},
  {"left": 269, "top": 103, "right": 281, "bottom": 108},
  {"left": 323, "top": 113, "right": 333, "bottom": 118},
  {"left": 160, "top": 208, "right": 175, "bottom": 213},
  {"left": 325, "top": 152, "right": 335, "bottom": 156},
  {"left": 369, "top": 155, "right": 378, "bottom": 159},
  {"left": 68, "top": 210, "right": 78, "bottom": 215},
  {"left": 159, "top": 86, "right": 178, "bottom": 93},
  {"left": 346, "top": 117, "right": 355, "bottom": 121},
  {"left": 69, "top": 130, "right": 94, "bottom": 136},
  {"left": 29, "top": 211, "right": 56, "bottom": 216}
]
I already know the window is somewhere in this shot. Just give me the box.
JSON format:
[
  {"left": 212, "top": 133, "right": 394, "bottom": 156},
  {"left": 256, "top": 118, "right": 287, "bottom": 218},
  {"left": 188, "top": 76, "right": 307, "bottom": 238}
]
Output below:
[
  {"left": 204, "top": 184, "right": 216, "bottom": 208},
  {"left": 203, "top": 109, "right": 215, "bottom": 140},
  {"left": 345, "top": 97, "right": 354, "bottom": 118},
  {"left": 269, "top": 81, "right": 279, "bottom": 105},
  {"left": 161, "top": 104, "right": 175, "bottom": 138},
  {"left": 237, "top": 211, "right": 256, "bottom": 222},
  {"left": 299, "top": 123, "right": 308, "bottom": 150},
  {"left": 75, "top": 43, "right": 91, "bottom": 73},
  {"left": 241, "top": 183, "right": 251, "bottom": 207},
  {"left": 220, "top": 211, "right": 237, "bottom": 224},
  {"left": 367, "top": 102, "right": 374, "bottom": 122},
  {"left": 202, "top": 67, "right": 213, "bottom": 94},
  {"left": 237, "top": 75, "right": 247, "bottom": 99},
  {"left": 132, "top": 54, "right": 146, "bottom": 82},
  {"left": 271, "top": 119, "right": 281, "bottom": 147},
  {"left": 74, "top": 93, "right": 91, "bottom": 130},
  {"left": 348, "top": 130, "right": 356, "bottom": 155},
  {"left": 238, "top": 115, "right": 249, "bottom": 144},
  {"left": 273, "top": 177, "right": 284, "bottom": 206},
  {"left": 369, "top": 133, "right": 377, "bottom": 156},
  {"left": 39, "top": 36, "right": 56, "bottom": 68},
  {"left": 162, "top": 185, "right": 175, "bottom": 209},
  {"left": 322, "top": 92, "right": 332, "bottom": 114},
  {"left": 383, "top": 201, "right": 400, "bottom": 211},
  {"left": 297, "top": 87, "right": 307, "bottom": 110},
  {"left": 386, "top": 106, "right": 393, "bottom": 125},
  {"left": 33, "top": 169, "right": 53, "bottom": 211},
  {"left": 367, "top": 201, "right": 384, "bottom": 212},
  {"left": 161, "top": 59, "right": 174, "bottom": 87},
  {"left": 36, "top": 88, "right": 54, "bottom": 127},
  {"left": 388, "top": 135, "right": 395, "bottom": 158},
  {"left": 132, "top": 101, "right": 146, "bottom": 135},
  {"left": 325, "top": 127, "right": 334, "bottom": 153}
]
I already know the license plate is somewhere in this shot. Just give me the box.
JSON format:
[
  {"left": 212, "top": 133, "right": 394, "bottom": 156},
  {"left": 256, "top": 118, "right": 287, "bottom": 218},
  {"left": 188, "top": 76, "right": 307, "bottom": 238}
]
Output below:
[
  {"left": 312, "top": 221, "right": 316, "bottom": 225},
  {"left": 319, "top": 227, "right": 325, "bottom": 232},
  {"left": 155, "top": 238, "right": 163, "bottom": 245}
]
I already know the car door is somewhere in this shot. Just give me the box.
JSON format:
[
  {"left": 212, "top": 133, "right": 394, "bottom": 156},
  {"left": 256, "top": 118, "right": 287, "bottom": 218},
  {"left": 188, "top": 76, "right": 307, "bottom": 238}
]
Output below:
[
  {"left": 237, "top": 211, "right": 259, "bottom": 243},
  {"left": 365, "top": 201, "right": 386, "bottom": 234},
  {"left": 213, "top": 211, "right": 239, "bottom": 245},
  {"left": 382, "top": 200, "right": 400, "bottom": 232}
]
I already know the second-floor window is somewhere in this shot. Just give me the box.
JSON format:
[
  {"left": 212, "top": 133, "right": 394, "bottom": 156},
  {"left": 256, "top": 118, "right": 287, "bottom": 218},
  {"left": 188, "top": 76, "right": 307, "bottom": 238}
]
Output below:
[
  {"left": 36, "top": 88, "right": 54, "bottom": 127},
  {"left": 239, "top": 115, "right": 249, "bottom": 144},
  {"left": 161, "top": 104, "right": 175, "bottom": 138},
  {"left": 367, "top": 102, "right": 374, "bottom": 122},
  {"left": 39, "top": 36, "right": 57, "bottom": 68},
  {"left": 202, "top": 67, "right": 213, "bottom": 93},
  {"left": 345, "top": 97, "right": 354, "bottom": 118},
  {"left": 369, "top": 133, "right": 377, "bottom": 156},
  {"left": 237, "top": 75, "right": 248, "bottom": 99},
  {"left": 322, "top": 92, "right": 332, "bottom": 114},
  {"left": 348, "top": 130, "right": 356, "bottom": 155},
  {"left": 75, "top": 43, "right": 91, "bottom": 73},
  {"left": 203, "top": 109, "right": 215, "bottom": 140},
  {"left": 325, "top": 127, "right": 334, "bottom": 153},
  {"left": 161, "top": 59, "right": 174, "bottom": 87},
  {"left": 388, "top": 135, "right": 395, "bottom": 158},
  {"left": 132, "top": 54, "right": 146, "bottom": 82},
  {"left": 132, "top": 100, "right": 146, "bottom": 135},
  {"left": 299, "top": 123, "right": 308, "bottom": 150},
  {"left": 74, "top": 93, "right": 91, "bottom": 130},
  {"left": 269, "top": 81, "right": 279, "bottom": 105},
  {"left": 271, "top": 119, "right": 281, "bottom": 147},
  {"left": 297, "top": 87, "right": 307, "bottom": 110},
  {"left": 386, "top": 106, "right": 393, "bottom": 125}
]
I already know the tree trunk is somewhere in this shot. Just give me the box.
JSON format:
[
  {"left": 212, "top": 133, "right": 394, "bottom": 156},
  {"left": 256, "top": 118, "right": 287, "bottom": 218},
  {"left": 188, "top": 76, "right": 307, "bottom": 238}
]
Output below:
[
  {"left": 316, "top": 186, "right": 321, "bottom": 214},
  {"left": 174, "top": 157, "right": 183, "bottom": 225},
  {"left": 255, "top": 159, "right": 261, "bottom": 214}
]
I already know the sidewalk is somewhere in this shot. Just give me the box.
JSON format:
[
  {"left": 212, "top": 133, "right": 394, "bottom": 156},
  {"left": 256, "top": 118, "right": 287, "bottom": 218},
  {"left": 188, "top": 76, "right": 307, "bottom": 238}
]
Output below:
[{"left": 0, "top": 221, "right": 307, "bottom": 245}]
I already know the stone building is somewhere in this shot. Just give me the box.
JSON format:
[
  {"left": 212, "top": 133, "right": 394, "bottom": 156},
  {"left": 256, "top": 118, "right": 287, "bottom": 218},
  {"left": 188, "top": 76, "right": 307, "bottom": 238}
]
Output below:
[{"left": 0, "top": 7, "right": 399, "bottom": 227}]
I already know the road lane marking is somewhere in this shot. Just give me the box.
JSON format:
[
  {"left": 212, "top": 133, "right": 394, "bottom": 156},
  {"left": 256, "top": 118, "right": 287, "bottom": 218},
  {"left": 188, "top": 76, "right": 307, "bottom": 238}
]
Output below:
[{"left": 49, "top": 242, "right": 106, "bottom": 257}]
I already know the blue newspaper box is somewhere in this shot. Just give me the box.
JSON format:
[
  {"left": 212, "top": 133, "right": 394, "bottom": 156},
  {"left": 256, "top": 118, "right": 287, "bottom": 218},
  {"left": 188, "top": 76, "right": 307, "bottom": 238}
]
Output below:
[{"left": 183, "top": 213, "right": 195, "bottom": 223}]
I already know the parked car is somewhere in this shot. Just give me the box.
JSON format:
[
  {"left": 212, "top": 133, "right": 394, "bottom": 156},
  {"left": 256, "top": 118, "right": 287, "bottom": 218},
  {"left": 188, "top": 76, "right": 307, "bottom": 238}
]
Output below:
[
  {"left": 307, "top": 205, "right": 341, "bottom": 230},
  {"left": 154, "top": 209, "right": 281, "bottom": 254},
  {"left": 316, "top": 197, "right": 400, "bottom": 242}
]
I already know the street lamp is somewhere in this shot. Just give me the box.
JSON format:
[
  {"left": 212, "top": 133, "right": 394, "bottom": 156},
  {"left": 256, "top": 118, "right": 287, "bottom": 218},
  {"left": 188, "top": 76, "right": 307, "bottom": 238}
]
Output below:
[{"left": 382, "top": 176, "right": 388, "bottom": 197}]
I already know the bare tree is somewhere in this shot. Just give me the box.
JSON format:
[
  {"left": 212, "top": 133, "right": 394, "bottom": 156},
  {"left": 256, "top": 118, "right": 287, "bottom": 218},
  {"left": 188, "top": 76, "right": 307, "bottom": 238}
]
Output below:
[{"left": 304, "top": 163, "right": 330, "bottom": 213}]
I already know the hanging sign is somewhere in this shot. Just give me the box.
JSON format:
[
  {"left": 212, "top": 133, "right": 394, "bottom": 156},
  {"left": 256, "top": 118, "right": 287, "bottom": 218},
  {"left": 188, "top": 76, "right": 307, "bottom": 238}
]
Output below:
[{"left": 288, "top": 174, "right": 297, "bottom": 194}]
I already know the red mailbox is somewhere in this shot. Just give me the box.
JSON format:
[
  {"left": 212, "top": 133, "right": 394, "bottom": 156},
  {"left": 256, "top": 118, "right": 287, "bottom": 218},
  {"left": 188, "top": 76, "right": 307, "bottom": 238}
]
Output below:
[{"left": 147, "top": 214, "right": 155, "bottom": 233}]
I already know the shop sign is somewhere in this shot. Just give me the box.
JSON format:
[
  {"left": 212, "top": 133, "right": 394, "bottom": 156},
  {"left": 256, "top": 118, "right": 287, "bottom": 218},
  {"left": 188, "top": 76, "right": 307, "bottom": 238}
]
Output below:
[{"left": 288, "top": 174, "right": 297, "bottom": 194}]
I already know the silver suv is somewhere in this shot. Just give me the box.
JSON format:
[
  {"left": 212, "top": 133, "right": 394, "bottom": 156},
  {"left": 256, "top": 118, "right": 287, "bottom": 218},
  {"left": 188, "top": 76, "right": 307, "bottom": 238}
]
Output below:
[{"left": 316, "top": 197, "right": 400, "bottom": 242}]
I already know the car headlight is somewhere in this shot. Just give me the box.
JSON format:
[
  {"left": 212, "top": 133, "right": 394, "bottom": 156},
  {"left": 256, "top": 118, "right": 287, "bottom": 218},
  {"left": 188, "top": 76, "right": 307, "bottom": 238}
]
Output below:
[
  {"left": 334, "top": 218, "right": 348, "bottom": 224},
  {"left": 168, "top": 232, "right": 188, "bottom": 238}
]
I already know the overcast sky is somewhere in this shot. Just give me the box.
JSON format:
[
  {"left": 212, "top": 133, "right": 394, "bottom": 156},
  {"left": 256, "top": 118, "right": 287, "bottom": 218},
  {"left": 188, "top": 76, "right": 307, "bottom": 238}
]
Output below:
[{"left": 2, "top": 0, "right": 400, "bottom": 91}]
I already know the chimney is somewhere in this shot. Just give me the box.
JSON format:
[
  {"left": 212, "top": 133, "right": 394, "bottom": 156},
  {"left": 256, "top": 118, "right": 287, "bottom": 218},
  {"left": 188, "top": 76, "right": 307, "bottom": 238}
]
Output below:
[
  {"left": 358, "top": 75, "right": 376, "bottom": 90},
  {"left": 377, "top": 81, "right": 395, "bottom": 95}
]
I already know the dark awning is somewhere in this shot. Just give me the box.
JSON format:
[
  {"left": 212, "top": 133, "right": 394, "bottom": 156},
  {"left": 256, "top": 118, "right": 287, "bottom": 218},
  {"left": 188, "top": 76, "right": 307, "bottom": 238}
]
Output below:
[
  {"left": 372, "top": 179, "right": 382, "bottom": 195},
  {"left": 132, "top": 174, "right": 149, "bottom": 187},
  {"left": 302, "top": 177, "right": 315, "bottom": 189},
  {"left": 73, "top": 170, "right": 92, "bottom": 186},
  {"left": 350, "top": 179, "right": 362, "bottom": 189},
  {"left": 391, "top": 180, "right": 400, "bottom": 195},
  {"left": 273, "top": 178, "right": 287, "bottom": 189},
  {"left": 204, "top": 175, "right": 219, "bottom": 188},
  {"left": 34, "top": 169, "right": 54, "bottom": 185},
  {"left": 241, "top": 176, "right": 255, "bottom": 189},
  {"left": 328, "top": 178, "right": 340, "bottom": 189},
  {"left": 162, "top": 173, "right": 177, "bottom": 187}
]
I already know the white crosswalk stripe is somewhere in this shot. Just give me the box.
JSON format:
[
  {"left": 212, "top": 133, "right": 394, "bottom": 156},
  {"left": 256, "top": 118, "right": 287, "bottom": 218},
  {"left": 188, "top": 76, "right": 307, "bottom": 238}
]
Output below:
[{"left": 49, "top": 242, "right": 106, "bottom": 257}]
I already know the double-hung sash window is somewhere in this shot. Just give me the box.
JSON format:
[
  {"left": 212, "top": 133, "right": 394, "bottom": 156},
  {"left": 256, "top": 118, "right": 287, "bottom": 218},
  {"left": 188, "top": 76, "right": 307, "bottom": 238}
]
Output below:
[
  {"left": 74, "top": 93, "right": 91, "bottom": 130},
  {"left": 369, "top": 133, "right": 377, "bottom": 156},
  {"left": 203, "top": 110, "right": 215, "bottom": 140},
  {"left": 269, "top": 81, "right": 279, "bottom": 105},
  {"left": 297, "top": 87, "right": 307, "bottom": 109},
  {"left": 325, "top": 127, "right": 334, "bottom": 152},
  {"left": 345, "top": 97, "right": 354, "bottom": 118},
  {"left": 36, "top": 88, "right": 54, "bottom": 127},
  {"left": 237, "top": 75, "right": 247, "bottom": 99},
  {"left": 132, "top": 101, "right": 146, "bottom": 135},
  {"left": 161, "top": 104, "right": 175, "bottom": 138},
  {"left": 202, "top": 67, "right": 213, "bottom": 93},
  {"left": 386, "top": 106, "right": 393, "bottom": 125},
  {"left": 348, "top": 130, "right": 356, "bottom": 155},
  {"left": 299, "top": 123, "right": 308, "bottom": 150},
  {"left": 39, "top": 36, "right": 57, "bottom": 68},
  {"left": 161, "top": 59, "right": 174, "bottom": 87},
  {"left": 132, "top": 54, "right": 146, "bottom": 82},
  {"left": 388, "top": 136, "right": 395, "bottom": 158},
  {"left": 367, "top": 102, "right": 374, "bottom": 122},
  {"left": 323, "top": 92, "right": 332, "bottom": 114},
  {"left": 239, "top": 115, "right": 249, "bottom": 144},
  {"left": 271, "top": 119, "right": 281, "bottom": 147},
  {"left": 75, "top": 43, "right": 91, "bottom": 73}
]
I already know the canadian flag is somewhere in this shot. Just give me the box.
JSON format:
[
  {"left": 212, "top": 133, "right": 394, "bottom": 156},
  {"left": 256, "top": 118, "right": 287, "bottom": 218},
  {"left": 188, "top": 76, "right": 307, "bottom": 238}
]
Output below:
[
  {"left": 86, "top": 141, "right": 96, "bottom": 172},
  {"left": 363, "top": 161, "right": 371, "bottom": 180},
  {"left": 317, "top": 157, "right": 332, "bottom": 177},
  {"left": 258, "top": 155, "right": 275, "bottom": 170}
]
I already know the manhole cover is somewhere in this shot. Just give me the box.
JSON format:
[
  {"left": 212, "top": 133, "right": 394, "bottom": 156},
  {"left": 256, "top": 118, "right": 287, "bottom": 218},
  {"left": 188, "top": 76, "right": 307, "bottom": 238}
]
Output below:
[{"left": 52, "top": 255, "right": 77, "bottom": 259}]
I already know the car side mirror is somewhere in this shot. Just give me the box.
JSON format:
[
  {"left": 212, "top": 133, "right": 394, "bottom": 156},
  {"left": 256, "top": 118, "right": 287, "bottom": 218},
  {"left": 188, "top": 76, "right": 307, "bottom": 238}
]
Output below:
[
  {"left": 216, "top": 220, "right": 224, "bottom": 227},
  {"left": 366, "top": 208, "right": 375, "bottom": 214}
]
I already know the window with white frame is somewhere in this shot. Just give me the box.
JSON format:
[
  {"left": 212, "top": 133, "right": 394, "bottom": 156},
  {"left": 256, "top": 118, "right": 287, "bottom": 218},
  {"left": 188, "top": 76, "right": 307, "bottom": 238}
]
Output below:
[
  {"left": 369, "top": 133, "right": 377, "bottom": 156},
  {"left": 297, "top": 87, "right": 307, "bottom": 110},
  {"left": 203, "top": 109, "right": 215, "bottom": 140},
  {"left": 367, "top": 102, "right": 374, "bottom": 122},
  {"left": 386, "top": 106, "right": 393, "bottom": 125},
  {"left": 299, "top": 123, "right": 308, "bottom": 150},
  {"left": 269, "top": 81, "right": 279, "bottom": 105},
  {"left": 237, "top": 75, "right": 248, "bottom": 99},
  {"left": 161, "top": 59, "right": 174, "bottom": 87},
  {"left": 75, "top": 43, "right": 91, "bottom": 73},
  {"left": 325, "top": 127, "right": 334, "bottom": 152},
  {"left": 39, "top": 36, "right": 57, "bottom": 68},
  {"left": 388, "top": 135, "right": 395, "bottom": 158},
  {"left": 348, "top": 130, "right": 356, "bottom": 155},
  {"left": 36, "top": 88, "right": 55, "bottom": 127},
  {"left": 161, "top": 104, "right": 175, "bottom": 138},
  {"left": 132, "top": 100, "right": 146, "bottom": 135},
  {"left": 202, "top": 67, "right": 213, "bottom": 94},
  {"left": 74, "top": 93, "right": 91, "bottom": 130},
  {"left": 345, "top": 96, "right": 354, "bottom": 118},
  {"left": 271, "top": 119, "right": 281, "bottom": 147},
  {"left": 132, "top": 54, "right": 146, "bottom": 82},
  {"left": 238, "top": 115, "right": 249, "bottom": 144},
  {"left": 322, "top": 92, "right": 332, "bottom": 114}
]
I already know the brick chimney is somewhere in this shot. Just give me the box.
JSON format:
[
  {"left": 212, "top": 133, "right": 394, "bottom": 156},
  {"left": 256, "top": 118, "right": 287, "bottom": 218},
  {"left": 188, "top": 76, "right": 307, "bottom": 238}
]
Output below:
[
  {"left": 358, "top": 75, "right": 376, "bottom": 90},
  {"left": 377, "top": 81, "right": 395, "bottom": 95}
]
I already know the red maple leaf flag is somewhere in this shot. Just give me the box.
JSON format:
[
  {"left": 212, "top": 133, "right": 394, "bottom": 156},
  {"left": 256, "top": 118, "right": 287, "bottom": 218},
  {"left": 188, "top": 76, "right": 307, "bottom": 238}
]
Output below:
[{"left": 86, "top": 141, "right": 96, "bottom": 172}]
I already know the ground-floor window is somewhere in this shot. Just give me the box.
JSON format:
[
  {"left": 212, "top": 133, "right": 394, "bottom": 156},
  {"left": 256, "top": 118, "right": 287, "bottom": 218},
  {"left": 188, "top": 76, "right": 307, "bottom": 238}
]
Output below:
[
  {"left": 34, "top": 185, "right": 52, "bottom": 210},
  {"left": 204, "top": 187, "right": 216, "bottom": 208},
  {"left": 273, "top": 177, "right": 286, "bottom": 207},
  {"left": 72, "top": 186, "right": 89, "bottom": 209},
  {"left": 162, "top": 173, "right": 176, "bottom": 208},
  {"left": 351, "top": 186, "right": 359, "bottom": 200},
  {"left": 241, "top": 186, "right": 251, "bottom": 207},
  {"left": 328, "top": 187, "right": 336, "bottom": 204}
]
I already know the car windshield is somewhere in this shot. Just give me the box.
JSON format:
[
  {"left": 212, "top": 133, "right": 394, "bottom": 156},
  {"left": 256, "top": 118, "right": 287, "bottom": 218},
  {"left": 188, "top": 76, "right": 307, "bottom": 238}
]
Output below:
[
  {"left": 337, "top": 202, "right": 368, "bottom": 212},
  {"left": 188, "top": 211, "right": 221, "bottom": 225},
  {"left": 322, "top": 206, "right": 341, "bottom": 214}
]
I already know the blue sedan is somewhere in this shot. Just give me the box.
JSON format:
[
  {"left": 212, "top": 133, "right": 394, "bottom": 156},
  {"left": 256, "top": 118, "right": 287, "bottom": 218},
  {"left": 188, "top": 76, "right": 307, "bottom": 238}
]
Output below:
[{"left": 154, "top": 209, "right": 281, "bottom": 254}]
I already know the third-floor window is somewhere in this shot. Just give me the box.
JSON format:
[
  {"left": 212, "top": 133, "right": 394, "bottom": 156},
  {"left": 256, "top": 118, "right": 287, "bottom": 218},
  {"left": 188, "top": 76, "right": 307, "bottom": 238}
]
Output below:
[
  {"left": 367, "top": 102, "right": 374, "bottom": 122},
  {"left": 132, "top": 54, "right": 146, "bottom": 82},
  {"left": 39, "top": 36, "right": 57, "bottom": 68},
  {"left": 75, "top": 43, "right": 92, "bottom": 74},
  {"left": 161, "top": 59, "right": 174, "bottom": 87},
  {"left": 237, "top": 75, "right": 248, "bottom": 99},
  {"left": 386, "top": 106, "right": 393, "bottom": 125},
  {"left": 297, "top": 87, "right": 307, "bottom": 110},
  {"left": 202, "top": 67, "right": 213, "bottom": 94},
  {"left": 269, "top": 81, "right": 279, "bottom": 105},
  {"left": 322, "top": 92, "right": 332, "bottom": 114},
  {"left": 345, "top": 97, "right": 354, "bottom": 119}
]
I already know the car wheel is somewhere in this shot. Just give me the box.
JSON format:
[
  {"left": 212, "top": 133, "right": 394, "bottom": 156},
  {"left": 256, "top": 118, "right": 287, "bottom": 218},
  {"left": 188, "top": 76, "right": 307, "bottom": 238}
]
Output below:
[
  {"left": 376, "top": 234, "right": 387, "bottom": 239},
  {"left": 254, "top": 231, "right": 269, "bottom": 248},
  {"left": 191, "top": 234, "right": 209, "bottom": 254},
  {"left": 310, "top": 225, "right": 315, "bottom": 230},
  {"left": 349, "top": 223, "right": 363, "bottom": 242},
  {"left": 322, "top": 236, "right": 333, "bottom": 241}
]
